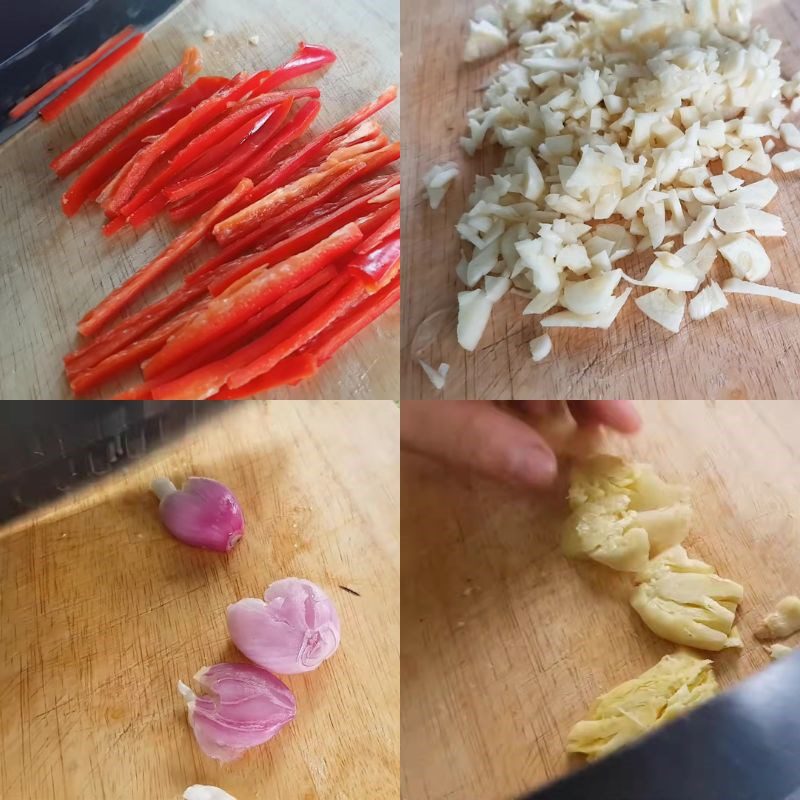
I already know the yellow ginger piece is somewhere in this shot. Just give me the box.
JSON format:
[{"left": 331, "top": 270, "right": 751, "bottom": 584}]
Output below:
[
  {"left": 630, "top": 545, "right": 743, "bottom": 651},
  {"left": 564, "top": 455, "right": 692, "bottom": 572},
  {"left": 567, "top": 651, "right": 717, "bottom": 761}
]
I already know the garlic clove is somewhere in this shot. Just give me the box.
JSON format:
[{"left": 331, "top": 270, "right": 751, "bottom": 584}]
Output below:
[
  {"left": 227, "top": 578, "right": 341, "bottom": 674},
  {"left": 151, "top": 477, "right": 244, "bottom": 552},
  {"left": 178, "top": 663, "right": 296, "bottom": 762},
  {"left": 184, "top": 786, "right": 237, "bottom": 800}
]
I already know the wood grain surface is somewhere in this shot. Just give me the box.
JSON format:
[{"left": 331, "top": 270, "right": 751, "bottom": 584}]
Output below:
[
  {"left": 401, "top": 0, "right": 800, "bottom": 400},
  {"left": 401, "top": 400, "right": 800, "bottom": 799},
  {"left": 0, "top": 400, "right": 400, "bottom": 800},
  {"left": 0, "top": 0, "right": 399, "bottom": 400}
]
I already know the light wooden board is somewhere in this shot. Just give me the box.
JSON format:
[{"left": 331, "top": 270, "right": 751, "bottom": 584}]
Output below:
[
  {"left": 0, "top": 400, "right": 400, "bottom": 799},
  {"left": 401, "top": 1, "right": 800, "bottom": 399},
  {"left": 0, "top": 0, "right": 399, "bottom": 399},
  {"left": 401, "top": 400, "right": 800, "bottom": 799}
]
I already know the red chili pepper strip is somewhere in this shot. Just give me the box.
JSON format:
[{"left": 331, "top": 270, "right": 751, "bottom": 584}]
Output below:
[
  {"left": 214, "top": 141, "right": 400, "bottom": 246},
  {"left": 150, "top": 272, "right": 353, "bottom": 399},
  {"left": 105, "top": 72, "right": 250, "bottom": 214},
  {"left": 206, "top": 177, "right": 399, "bottom": 295},
  {"left": 69, "top": 298, "right": 208, "bottom": 396},
  {"left": 117, "top": 91, "right": 315, "bottom": 221},
  {"left": 347, "top": 232, "right": 401, "bottom": 289},
  {"left": 112, "top": 385, "right": 153, "bottom": 400},
  {"left": 319, "top": 120, "right": 382, "bottom": 158},
  {"left": 209, "top": 354, "right": 317, "bottom": 399},
  {"left": 351, "top": 196, "right": 401, "bottom": 237},
  {"left": 139, "top": 265, "right": 339, "bottom": 394},
  {"left": 216, "top": 162, "right": 367, "bottom": 248},
  {"left": 227, "top": 87, "right": 398, "bottom": 217},
  {"left": 10, "top": 26, "right": 135, "bottom": 120},
  {"left": 354, "top": 208, "right": 400, "bottom": 254},
  {"left": 174, "top": 91, "right": 316, "bottom": 181},
  {"left": 142, "top": 223, "right": 363, "bottom": 380},
  {"left": 162, "top": 98, "right": 293, "bottom": 203},
  {"left": 128, "top": 193, "right": 168, "bottom": 228},
  {"left": 121, "top": 100, "right": 292, "bottom": 231},
  {"left": 225, "top": 277, "right": 366, "bottom": 390},
  {"left": 79, "top": 178, "right": 253, "bottom": 336},
  {"left": 64, "top": 280, "right": 209, "bottom": 372},
  {"left": 39, "top": 33, "right": 145, "bottom": 122},
  {"left": 256, "top": 43, "right": 336, "bottom": 93},
  {"left": 50, "top": 48, "right": 200, "bottom": 178},
  {"left": 303, "top": 274, "right": 400, "bottom": 365},
  {"left": 60, "top": 77, "right": 226, "bottom": 217},
  {"left": 102, "top": 215, "right": 127, "bottom": 236},
  {"left": 166, "top": 99, "right": 321, "bottom": 224}
]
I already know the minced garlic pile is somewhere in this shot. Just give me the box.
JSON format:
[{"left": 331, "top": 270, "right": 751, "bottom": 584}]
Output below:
[{"left": 444, "top": 0, "right": 800, "bottom": 360}]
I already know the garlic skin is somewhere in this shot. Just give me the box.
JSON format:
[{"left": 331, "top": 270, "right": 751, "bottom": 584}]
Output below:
[
  {"left": 151, "top": 477, "right": 244, "bottom": 552},
  {"left": 178, "top": 663, "right": 296, "bottom": 762},
  {"left": 227, "top": 578, "right": 341, "bottom": 674}
]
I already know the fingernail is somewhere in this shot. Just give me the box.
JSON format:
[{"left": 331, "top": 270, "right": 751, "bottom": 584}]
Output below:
[{"left": 509, "top": 445, "right": 558, "bottom": 488}]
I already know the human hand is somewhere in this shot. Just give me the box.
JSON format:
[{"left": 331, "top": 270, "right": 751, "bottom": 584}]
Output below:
[{"left": 401, "top": 401, "right": 641, "bottom": 489}]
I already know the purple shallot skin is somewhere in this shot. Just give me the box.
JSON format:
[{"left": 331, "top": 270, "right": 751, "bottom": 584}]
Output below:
[{"left": 151, "top": 476, "right": 244, "bottom": 552}]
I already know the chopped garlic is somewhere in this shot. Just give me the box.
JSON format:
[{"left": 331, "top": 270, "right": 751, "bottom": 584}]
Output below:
[
  {"left": 464, "top": 19, "right": 507, "bottom": 62},
  {"left": 248, "top": 35, "right": 260, "bottom": 46},
  {"left": 719, "top": 178, "right": 778, "bottom": 209},
  {"left": 718, "top": 234, "right": 771, "bottom": 282},
  {"left": 722, "top": 278, "right": 800, "bottom": 305},
  {"left": 457, "top": 289, "right": 494, "bottom": 350},
  {"left": 780, "top": 123, "right": 800, "bottom": 149},
  {"left": 529, "top": 333, "right": 552, "bottom": 362},
  {"left": 451, "top": 0, "right": 800, "bottom": 361},
  {"left": 418, "top": 359, "right": 449, "bottom": 391},
  {"left": 561, "top": 270, "right": 622, "bottom": 315},
  {"left": 423, "top": 162, "right": 460, "bottom": 210},
  {"left": 772, "top": 149, "right": 800, "bottom": 173},
  {"left": 715, "top": 204, "right": 752, "bottom": 234},
  {"left": 202, "top": 29, "right": 215, "bottom": 40},
  {"left": 688, "top": 282, "right": 728, "bottom": 320},
  {"left": 541, "top": 289, "right": 631, "bottom": 329},
  {"left": 683, "top": 206, "right": 716, "bottom": 245},
  {"left": 635, "top": 289, "right": 685, "bottom": 334}
]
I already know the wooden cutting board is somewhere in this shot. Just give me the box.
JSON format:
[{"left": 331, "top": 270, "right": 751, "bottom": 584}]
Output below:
[
  {"left": 0, "top": 0, "right": 399, "bottom": 400},
  {"left": 401, "top": 0, "right": 800, "bottom": 400},
  {"left": 0, "top": 400, "right": 399, "bottom": 800},
  {"left": 401, "top": 400, "right": 800, "bottom": 799}
]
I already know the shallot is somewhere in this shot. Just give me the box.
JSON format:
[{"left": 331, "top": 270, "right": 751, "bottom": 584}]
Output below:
[
  {"left": 227, "top": 578, "right": 341, "bottom": 674},
  {"left": 178, "top": 662, "right": 296, "bottom": 762},
  {"left": 151, "top": 476, "right": 244, "bottom": 552}
]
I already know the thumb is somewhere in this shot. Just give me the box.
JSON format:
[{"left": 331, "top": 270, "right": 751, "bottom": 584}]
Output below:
[{"left": 401, "top": 401, "right": 558, "bottom": 489}]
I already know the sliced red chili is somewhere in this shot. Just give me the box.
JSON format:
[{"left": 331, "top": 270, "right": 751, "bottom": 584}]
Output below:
[
  {"left": 39, "top": 33, "right": 145, "bottom": 121},
  {"left": 50, "top": 47, "right": 201, "bottom": 177},
  {"left": 142, "top": 224, "right": 363, "bottom": 380},
  {"left": 78, "top": 178, "right": 253, "bottom": 336},
  {"left": 60, "top": 76, "right": 227, "bottom": 217},
  {"left": 10, "top": 26, "right": 135, "bottom": 120},
  {"left": 303, "top": 274, "right": 400, "bottom": 365}
]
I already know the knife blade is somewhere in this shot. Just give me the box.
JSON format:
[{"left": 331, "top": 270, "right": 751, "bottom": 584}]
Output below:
[
  {"left": 0, "top": 400, "right": 229, "bottom": 524},
  {"left": 1, "top": 0, "right": 183, "bottom": 141}
]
